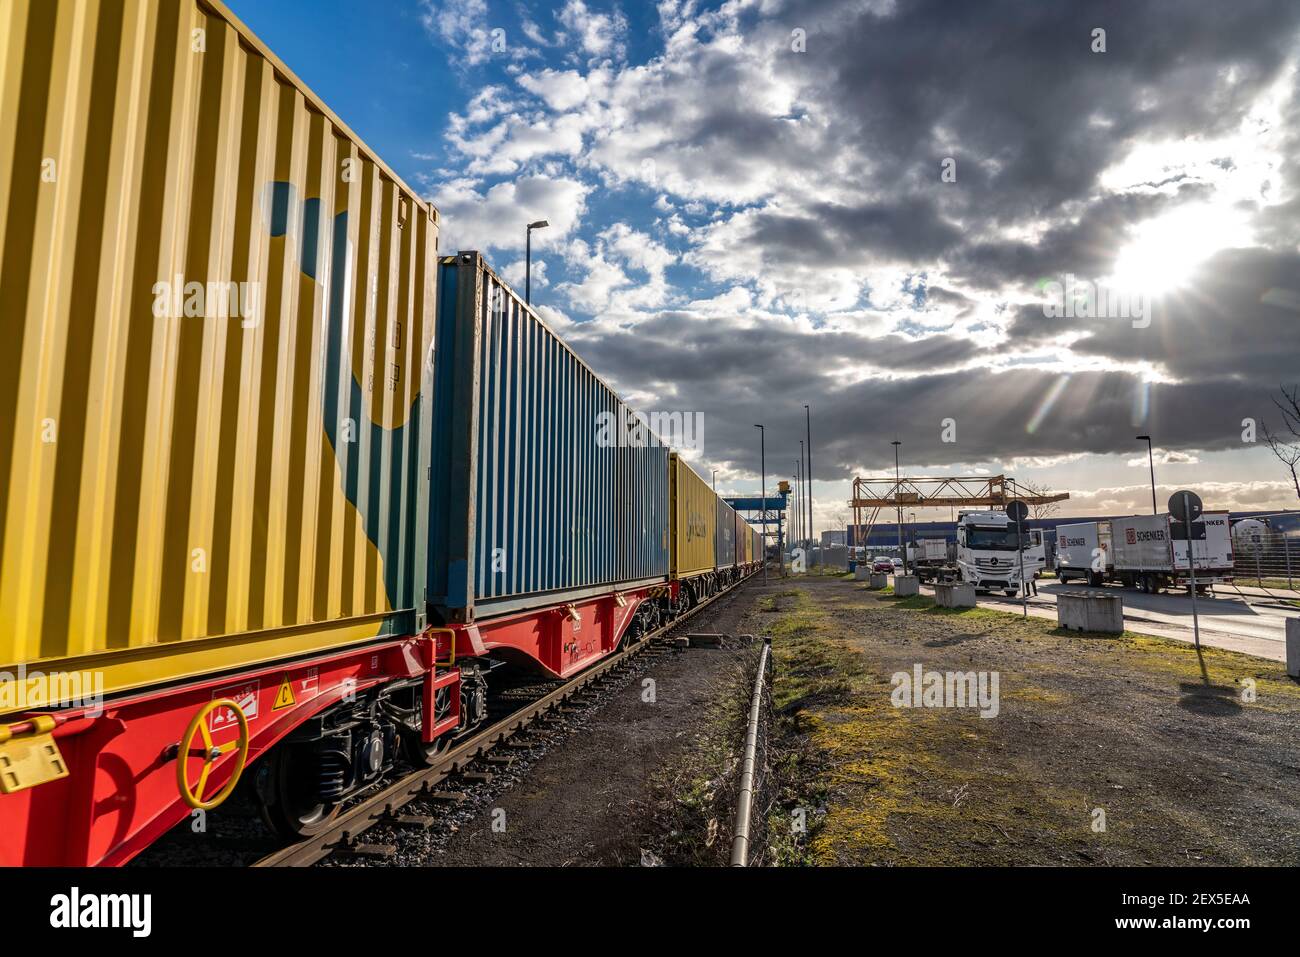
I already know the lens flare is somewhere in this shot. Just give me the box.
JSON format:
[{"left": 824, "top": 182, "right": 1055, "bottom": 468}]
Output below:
[
  {"left": 1026, "top": 375, "right": 1070, "bottom": 434},
  {"left": 1131, "top": 378, "right": 1151, "bottom": 426}
]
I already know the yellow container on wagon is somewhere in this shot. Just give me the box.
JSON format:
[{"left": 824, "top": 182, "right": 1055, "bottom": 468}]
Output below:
[
  {"left": 0, "top": 0, "right": 439, "bottom": 710},
  {"left": 669, "top": 454, "right": 717, "bottom": 579}
]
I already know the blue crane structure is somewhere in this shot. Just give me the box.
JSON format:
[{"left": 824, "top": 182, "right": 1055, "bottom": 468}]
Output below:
[{"left": 724, "top": 482, "right": 791, "bottom": 559}]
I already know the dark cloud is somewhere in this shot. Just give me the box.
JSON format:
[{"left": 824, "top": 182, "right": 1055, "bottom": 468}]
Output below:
[
  {"left": 731, "top": 195, "right": 966, "bottom": 269},
  {"left": 948, "top": 186, "right": 1206, "bottom": 291},
  {"left": 1067, "top": 248, "right": 1300, "bottom": 383},
  {"left": 604, "top": 0, "right": 1300, "bottom": 479},
  {"left": 579, "top": 319, "right": 1277, "bottom": 479},
  {"left": 690, "top": 0, "right": 1300, "bottom": 288},
  {"left": 785, "top": 0, "right": 1300, "bottom": 211},
  {"left": 569, "top": 315, "right": 984, "bottom": 391}
]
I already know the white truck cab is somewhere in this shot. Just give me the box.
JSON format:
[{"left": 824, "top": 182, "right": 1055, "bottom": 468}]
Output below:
[{"left": 955, "top": 509, "right": 1045, "bottom": 596}]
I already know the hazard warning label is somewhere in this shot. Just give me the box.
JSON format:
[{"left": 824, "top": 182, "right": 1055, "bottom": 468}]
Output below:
[
  {"left": 273, "top": 676, "right": 295, "bottom": 710},
  {"left": 210, "top": 681, "right": 259, "bottom": 732},
  {"left": 273, "top": 667, "right": 320, "bottom": 711}
]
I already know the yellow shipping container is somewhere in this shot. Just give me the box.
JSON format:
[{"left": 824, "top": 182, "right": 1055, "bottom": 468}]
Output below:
[
  {"left": 0, "top": 0, "right": 438, "bottom": 708},
  {"left": 669, "top": 454, "right": 716, "bottom": 578}
]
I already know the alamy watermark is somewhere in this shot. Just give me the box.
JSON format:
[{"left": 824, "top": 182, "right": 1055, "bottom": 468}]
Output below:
[
  {"left": 890, "top": 663, "right": 1000, "bottom": 718},
  {"left": 152, "top": 275, "right": 261, "bottom": 326},
  {"left": 49, "top": 888, "right": 150, "bottom": 938},
  {"left": 595, "top": 407, "right": 703, "bottom": 452},
  {"left": 0, "top": 665, "right": 104, "bottom": 717},
  {"left": 1039, "top": 274, "right": 1149, "bottom": 329}
]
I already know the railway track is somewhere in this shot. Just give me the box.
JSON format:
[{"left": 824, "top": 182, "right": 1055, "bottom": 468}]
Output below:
[{"left": 253, "top": 573, "right": 760, "bottom": 867}]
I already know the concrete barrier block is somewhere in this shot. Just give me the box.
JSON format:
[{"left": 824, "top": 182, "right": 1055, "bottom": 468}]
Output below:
[
  {"left": 868, "top": 573, "right": 888, "bottom": 590},
  {"left": 894, "top": 575, "right": 920, "bottom": 596},
  {"left": 1287, "top": 618, "right": 1300, "bottom": 679},
  {"left": 855, "top": 565, "right": 870, "bottom": 581},
  {"left": 1057, "top": 589, "right": 1124, "bottom": 634},
  {"left": 934, "top": 582, "right": 976, "bottom": 608}
]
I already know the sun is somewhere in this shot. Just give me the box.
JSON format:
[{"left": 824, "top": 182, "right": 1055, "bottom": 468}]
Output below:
[{"left": 1108, "top": 203, "right": 1251, "bottom": 296}]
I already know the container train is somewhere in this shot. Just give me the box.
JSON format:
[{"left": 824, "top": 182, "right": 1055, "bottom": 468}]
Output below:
[{"left": 0, "top": 0, "right": 763, "bottom": 866}]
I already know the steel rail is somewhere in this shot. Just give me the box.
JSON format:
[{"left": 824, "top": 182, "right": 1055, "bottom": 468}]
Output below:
[
  {"left": 254, "top": 573, "right": 757, "bottom": 867},
  {"left": 729, "top": 636, "right": 771, "bottom": 867}
]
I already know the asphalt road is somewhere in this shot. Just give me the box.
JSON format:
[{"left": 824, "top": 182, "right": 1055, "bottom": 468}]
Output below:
[{"left": 926, "top": 578, "right": 1298, "bottom": 662}]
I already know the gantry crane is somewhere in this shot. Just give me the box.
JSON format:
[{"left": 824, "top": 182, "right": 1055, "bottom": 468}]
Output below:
[{"left": 849, "top": 474, "right": 1069, "bottom": 552}]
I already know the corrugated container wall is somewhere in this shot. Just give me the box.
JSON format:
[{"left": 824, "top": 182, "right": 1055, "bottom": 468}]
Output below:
[
  {"left": 429, "top": 252, "right": 670, "bottom": 621},
  {"left": 670, "top": 454, "right": 717, "bottom": 578},
  {"left": 716, "top": 498, "right": 736, "bottom": 567},
  {"left": 0, "top": 0, "right": 437, "bottom": 701}
]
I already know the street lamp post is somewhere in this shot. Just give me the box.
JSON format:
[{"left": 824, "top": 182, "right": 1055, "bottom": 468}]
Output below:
[
  {"left": 525, "top": 220, "right": 549, "bottom": 305},
  {"left": 794, "top": 460, "right": 803, "bottom": 567},
  {"left": 793, "top": 464, "right": 801, "bottom": 549},
  {"left": 892, "top": 440, "right": 906, "bottom": 576},
  {"left": 804, "top": 405, "right": 813, "bottom": 566},
  {"left": 755, "top": 424, "right": 766, "bottom": 585},
  {"left": 1136, "top": 435, "right": 1157, "bottom": 515},
  {"left": 790, "top": 436, "right": 800, "bottom": 548}
]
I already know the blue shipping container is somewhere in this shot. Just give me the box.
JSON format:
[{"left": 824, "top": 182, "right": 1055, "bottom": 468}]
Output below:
[
  {"left": 428, "top": 252, "right": 670, "bottom": 622},
  {"left": 717, "top": 498, "right": 737, "bottom": 567}
]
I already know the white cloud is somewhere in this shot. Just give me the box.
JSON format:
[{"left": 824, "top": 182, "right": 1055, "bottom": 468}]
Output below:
[
  {"left": 502, "top": 257, "right": 548, "bottom": 291},
  {"left": 558, "top": 0, "right": 628, "bottom": 59},
  {"left": 1126, "top": 449, "right": 1202, "bottom": 466},
  {"left": 449, "top": 111, "right": 592, "bottom": 175},
  {"left": 557, "top": 223, "right": 677, "bottom": 317},
  {"left": 533, "top": 302, "right": 577, "bottom": 332},
  {"left": 518, "top": 68, "right": 602, "bottom": 111},
  {"left": 428, "top": 175, "right": 591, "bottom": 253},
  {"left": 420, "top": 0, "right": 494, "bottom": 66}
]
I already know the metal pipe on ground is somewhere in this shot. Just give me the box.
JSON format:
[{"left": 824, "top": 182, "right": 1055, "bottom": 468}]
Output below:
[{"left": 730, "top": 637, "right": 773, "bottom": 866}]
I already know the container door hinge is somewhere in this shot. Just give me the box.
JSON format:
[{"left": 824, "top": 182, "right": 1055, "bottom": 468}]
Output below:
[{"left": 0, "top": 716, "right": 69, "bottom": 794}]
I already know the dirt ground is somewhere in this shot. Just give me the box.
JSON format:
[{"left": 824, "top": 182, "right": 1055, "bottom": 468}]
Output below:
[
  {"left": 423, "top": 578, "right": 769, "bottom": 866},
  {"left": 767, "top": 573, "right": 1300, "bottom": 866}
]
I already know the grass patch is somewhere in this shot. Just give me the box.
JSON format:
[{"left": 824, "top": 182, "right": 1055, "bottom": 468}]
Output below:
[
  {"left": 773, "top": 577, "right": 1300, "bottom": 865},
  {"left": 1240, "top": 577, "right": 1298, "bottom": 591},
  {"left": 646, "top": 649, "right": 762, "bottom": 866},
  {"left": 869, "top": 586, "right": 1300, "bottom": 701}
]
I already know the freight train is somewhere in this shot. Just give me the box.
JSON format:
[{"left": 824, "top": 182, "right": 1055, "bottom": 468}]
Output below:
[{"left": 0, "top": 0, "right": 763, "bottom": 866}]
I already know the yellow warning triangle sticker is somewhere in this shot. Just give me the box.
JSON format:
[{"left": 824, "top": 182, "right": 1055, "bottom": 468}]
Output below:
[{"left": 273, "top": 676, "right": 296, "bottom": 710}]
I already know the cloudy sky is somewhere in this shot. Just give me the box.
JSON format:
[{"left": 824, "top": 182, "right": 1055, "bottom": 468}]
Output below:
[{"left": 232, "top": 0, "right": 1300, "bottom": 532}]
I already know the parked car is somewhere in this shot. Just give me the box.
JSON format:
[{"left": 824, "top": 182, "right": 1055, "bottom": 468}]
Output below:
[
  {"left": 871, "top": 557, "right": 895, "bottom": 573},
  {"left": 891, "top": 558, "right": 904, "bottom": 570}
]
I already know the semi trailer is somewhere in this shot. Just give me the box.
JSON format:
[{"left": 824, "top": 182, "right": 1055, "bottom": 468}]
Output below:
[
  {"left": 1055, "top": 521, "right": 1112, "bottom": 585},
  {"left": 1054, "top": 513, "right": 1234, "bottom": 593}
]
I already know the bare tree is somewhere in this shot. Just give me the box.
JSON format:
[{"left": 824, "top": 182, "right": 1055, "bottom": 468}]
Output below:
[
  {"left": 1263, "top": 384, "right": 1300, "bottom": 500},
  {"left": 1020, "top": 479, "right": 1062, "bottom": 521}
]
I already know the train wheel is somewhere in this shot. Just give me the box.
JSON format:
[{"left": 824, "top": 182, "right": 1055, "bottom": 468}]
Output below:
[
  {"left": 407, "top": 684, "right": 455, "bottom": 766},
  {"left": 257, "top": 748, "right": 341, "bottom": 840},
  {"left": 618, "top": 614, "right": 646, "bottom": 651}
]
